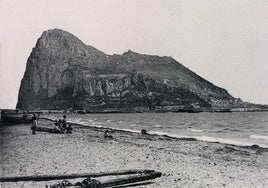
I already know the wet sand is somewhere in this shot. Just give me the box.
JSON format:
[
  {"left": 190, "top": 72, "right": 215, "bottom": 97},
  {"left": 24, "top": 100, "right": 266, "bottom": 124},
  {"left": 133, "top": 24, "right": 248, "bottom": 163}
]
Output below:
[{"left": 1, "top": 119, "right": 268, "bottom": 187}]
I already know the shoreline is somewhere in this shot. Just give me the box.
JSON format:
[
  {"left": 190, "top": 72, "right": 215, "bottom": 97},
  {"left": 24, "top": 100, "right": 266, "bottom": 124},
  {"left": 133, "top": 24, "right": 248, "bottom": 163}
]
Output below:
[
  {"left": 41, "top": 117, "right": 268, "bottom": 149},
  {"left": 1, "top": 119, "right": 268, "bottom": 187}
]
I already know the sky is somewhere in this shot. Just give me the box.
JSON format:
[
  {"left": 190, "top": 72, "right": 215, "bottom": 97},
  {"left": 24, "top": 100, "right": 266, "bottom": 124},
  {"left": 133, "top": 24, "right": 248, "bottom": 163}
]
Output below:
[{"left": 0, "top": 0, "right": 267, "bottom": 109}]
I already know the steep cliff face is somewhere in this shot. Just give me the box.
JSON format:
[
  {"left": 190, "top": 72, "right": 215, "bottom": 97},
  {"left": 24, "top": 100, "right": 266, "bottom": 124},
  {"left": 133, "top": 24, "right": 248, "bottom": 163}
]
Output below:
[{"left": 17, "top": 29, "right": 238, "bottom": 111}]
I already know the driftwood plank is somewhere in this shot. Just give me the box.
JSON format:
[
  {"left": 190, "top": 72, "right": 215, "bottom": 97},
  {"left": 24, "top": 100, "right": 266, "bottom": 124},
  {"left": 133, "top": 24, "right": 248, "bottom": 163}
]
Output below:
[
  {"left": 67, "top": 172, "right": 162, "bottom": 188},
  {"left": 0, "top": 170, "right": 154, "bottom": 182},
  {"left": 102, "top": 172, "right": 162, "bottom": 188}
]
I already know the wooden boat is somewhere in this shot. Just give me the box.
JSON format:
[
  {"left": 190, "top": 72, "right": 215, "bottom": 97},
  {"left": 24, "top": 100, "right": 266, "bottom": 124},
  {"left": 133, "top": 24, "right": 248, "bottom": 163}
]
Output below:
[
  {"left": 36, "top": 127, "right": 63, "bottom": 134},
  {"left": 1, "top": 109, "right": 34, "bottom": 124}
]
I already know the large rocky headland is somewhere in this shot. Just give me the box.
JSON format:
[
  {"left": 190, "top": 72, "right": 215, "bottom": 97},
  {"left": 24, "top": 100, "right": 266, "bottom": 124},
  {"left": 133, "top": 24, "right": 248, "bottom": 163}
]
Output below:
[{"left": 16, "top": 29, "right": 264, "bottom": 112}]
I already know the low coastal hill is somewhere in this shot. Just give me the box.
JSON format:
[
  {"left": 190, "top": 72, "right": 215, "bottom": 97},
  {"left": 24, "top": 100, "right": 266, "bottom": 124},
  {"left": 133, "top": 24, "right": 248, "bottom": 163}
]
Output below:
[{"left": 17, "top": 29, "right": 250, "bottom": 111}]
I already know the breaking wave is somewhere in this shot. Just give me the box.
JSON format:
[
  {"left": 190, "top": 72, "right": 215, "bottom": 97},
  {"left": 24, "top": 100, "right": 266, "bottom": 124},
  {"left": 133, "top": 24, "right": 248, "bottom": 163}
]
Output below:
[
  {"left": 250, "top": 135, "right": 268, "bottom": 140},
  {"left": 186, "top": 128, "right": 204, "bottom": 132}
]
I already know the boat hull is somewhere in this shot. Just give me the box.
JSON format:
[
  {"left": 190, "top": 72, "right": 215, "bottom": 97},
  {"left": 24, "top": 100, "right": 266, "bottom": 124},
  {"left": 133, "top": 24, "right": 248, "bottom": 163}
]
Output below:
[{"left": 1, "top": 110, "right": 33, "bottom": 124}]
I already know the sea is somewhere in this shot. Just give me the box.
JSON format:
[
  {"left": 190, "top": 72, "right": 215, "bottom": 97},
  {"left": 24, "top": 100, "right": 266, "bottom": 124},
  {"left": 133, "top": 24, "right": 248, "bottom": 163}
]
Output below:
[{"left": 45, "top": 112, "right": 268, "bottom": 148}]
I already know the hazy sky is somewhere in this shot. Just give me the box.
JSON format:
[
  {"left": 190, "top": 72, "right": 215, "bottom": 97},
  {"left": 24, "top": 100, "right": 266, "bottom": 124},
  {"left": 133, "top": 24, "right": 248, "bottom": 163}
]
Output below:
[{"left": 0, "top": 0, "right": 267, "bottom": 108}]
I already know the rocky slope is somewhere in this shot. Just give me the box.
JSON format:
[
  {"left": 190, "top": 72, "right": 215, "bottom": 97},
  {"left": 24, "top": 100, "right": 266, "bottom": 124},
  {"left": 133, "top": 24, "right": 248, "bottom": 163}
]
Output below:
[{"left": 17, "top": 29, "right": 241, "bottom": 112}]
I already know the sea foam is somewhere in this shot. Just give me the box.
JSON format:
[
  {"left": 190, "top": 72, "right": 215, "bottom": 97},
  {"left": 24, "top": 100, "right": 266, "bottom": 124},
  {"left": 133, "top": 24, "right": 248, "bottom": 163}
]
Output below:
[
  {"left": 186, "top": 128, "right": 204, "bottom": 132},
  {"left": 148, "top": 131, "right": 268, "bottom": 148},
  {"left": 250, "top": 135, "right": 268, "bottom": 140}
]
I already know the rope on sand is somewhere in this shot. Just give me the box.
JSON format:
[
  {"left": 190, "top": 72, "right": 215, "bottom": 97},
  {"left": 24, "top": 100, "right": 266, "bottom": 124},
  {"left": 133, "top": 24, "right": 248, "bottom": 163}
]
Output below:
[{"left": 49, "top": 178, "right": 103, "bottom": 188}]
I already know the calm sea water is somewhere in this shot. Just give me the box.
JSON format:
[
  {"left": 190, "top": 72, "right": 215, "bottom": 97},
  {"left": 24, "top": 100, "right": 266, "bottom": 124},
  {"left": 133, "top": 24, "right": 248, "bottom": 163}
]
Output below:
[{"left": 45, "top": 112, "right": 268, "bottom": 148}]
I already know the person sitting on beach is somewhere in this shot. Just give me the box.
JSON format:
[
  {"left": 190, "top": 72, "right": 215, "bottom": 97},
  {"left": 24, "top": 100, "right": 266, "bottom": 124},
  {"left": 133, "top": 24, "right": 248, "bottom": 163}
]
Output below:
[
  {"left": 104, "top": 130, "right": 113, "bottom": 139},
  {"left": 31, "top": 116, "right": 38, "bottom": 134},
  {"left": 58, "top": 119, "right": 64, "bottom": 132},
  {"left": 52, "top": 120, "right": 61, "bottom": 133},
  {"left": 141, "top": 129, "right": 147, "bottom": 135},
  {"left": 66, "top": 124, "right": 73, "bottom": 134},
  {"left": 57, "top": 119, "right": 65, "bottom": 133}
]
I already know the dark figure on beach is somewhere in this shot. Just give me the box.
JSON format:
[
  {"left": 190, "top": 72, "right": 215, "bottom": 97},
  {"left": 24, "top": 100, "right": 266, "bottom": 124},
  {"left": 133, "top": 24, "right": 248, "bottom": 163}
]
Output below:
[
  {"left": 62, "top": 115, "right": 67, "bottom": 130},
  {"left": 52, "top": 120, "right": 61, "bottom": 133},
  {"left": 58, "top": 119, "right": 63, "bottom": 130},
  {"left": 31, "top": 113, "right": 37, "bottom": 122},
  {"left": 104, "top": 130, "right": 113, "bottom": 139},
  {"left": 66, "top": 124, "right": 73, "bottom": 134},
  {"left": 31, "top": 116, "right": 38, "bottom": 134},
  {"left": 52, "top": 119, "right": 64, "bottom": 133},
  {"left": 141, "top": 129, "right": 147, "bottom": 135},
  {"left": 56, "top": 119, "right": 65, "bottom": 133}
]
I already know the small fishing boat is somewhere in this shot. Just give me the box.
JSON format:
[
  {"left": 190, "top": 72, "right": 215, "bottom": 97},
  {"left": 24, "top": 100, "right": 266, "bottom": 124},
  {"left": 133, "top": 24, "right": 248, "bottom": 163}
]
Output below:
[{"left": 1, "top": 109, "right": 35, "bottom": 124}]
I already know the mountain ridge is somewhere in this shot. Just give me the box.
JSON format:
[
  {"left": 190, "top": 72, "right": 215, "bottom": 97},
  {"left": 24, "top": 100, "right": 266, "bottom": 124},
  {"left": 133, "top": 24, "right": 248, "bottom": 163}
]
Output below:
[{"left": 17, "top": 29, "right": 245, "bottom": 112}]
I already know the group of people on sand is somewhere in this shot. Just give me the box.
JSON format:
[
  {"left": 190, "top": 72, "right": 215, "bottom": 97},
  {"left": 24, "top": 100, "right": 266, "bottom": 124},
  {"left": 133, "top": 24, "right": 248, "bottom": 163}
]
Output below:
[
  {"left": 53, "top": 115, "right": 72, "bottom": 134},
  {"left": 31, "top": 114, "right": 72, "bottom": 134},
  {"left": 31, "top": 113, "right": 147, "bottom": 137}
]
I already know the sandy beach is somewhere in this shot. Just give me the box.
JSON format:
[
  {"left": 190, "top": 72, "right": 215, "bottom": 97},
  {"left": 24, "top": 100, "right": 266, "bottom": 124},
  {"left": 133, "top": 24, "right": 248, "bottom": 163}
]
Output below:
[{"left": 1, "top": 119, "right": 268, "bottom": 188}]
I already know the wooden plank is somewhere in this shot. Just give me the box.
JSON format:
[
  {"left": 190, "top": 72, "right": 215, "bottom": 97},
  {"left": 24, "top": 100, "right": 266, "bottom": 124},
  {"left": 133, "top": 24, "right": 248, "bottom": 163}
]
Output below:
[
  {"left": 50, "top": 172, "right": 161, "bottom": 188},
  {"left": 102, "top": 172, "right": 162, "bottom": 188},
  {"left": 0, "top": 170, "right": 155, "bottom": 182}
]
